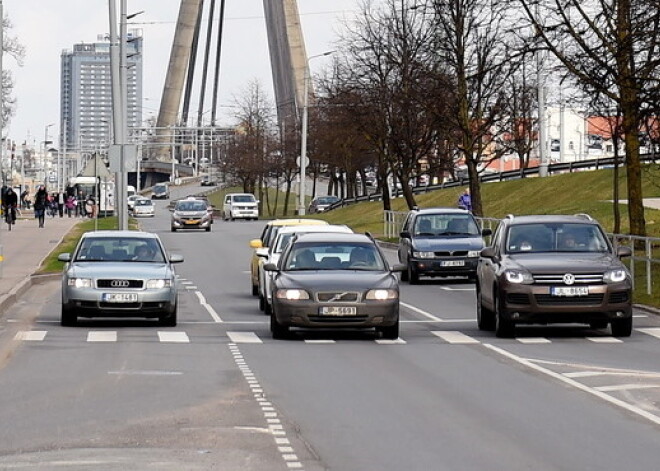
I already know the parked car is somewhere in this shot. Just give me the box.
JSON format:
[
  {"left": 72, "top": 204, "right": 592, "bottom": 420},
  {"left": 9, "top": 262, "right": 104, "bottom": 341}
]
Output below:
[
  {"left": 476, "top": 214, "right": 633, "bottom": 337},
  {"left": 257, "top": 224, "right": 354, "bottom": 314},
  {"left": 132, "top": 197, "right": 155, "bottom": 217},
  {"left": 223, "top": 193, "right": 259, "bottom": 221},
  {"left": 265, "top": 232, "right": 405, "bottom": 339},
  {"left": 308, "top": 195, "right": 340, "bottom": 214},
  {"left": 171, "top": 197, "right": 213, "bottom": 232},
  {"left": 248, "top": 219, "right": 328, "bottom": 296},
  {"left": 58, "top": 230, "right": 183, "bottom": 326},
  {"left": 151, "top": 183, "right": 170, "bottom": 199},
  {"left": 398, "top": 207, "right": 491, "bottom": 283},
  {"left": 200, "top": 175, "right": 217, "bottom": 186}
]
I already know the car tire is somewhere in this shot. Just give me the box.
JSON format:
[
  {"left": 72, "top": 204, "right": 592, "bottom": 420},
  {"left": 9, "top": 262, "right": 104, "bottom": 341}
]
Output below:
[
  {"left": 494, "top": 293, "right": 514, "bottom": 338},
  {"left": 252, "top": 283, "right": 258, "bottom": 296},
  {"left": 270, "top": 310, "right": 289, "bottom": 339},
  {"left": 476, "top": 286, "right": 495, "bottom": 331},
  {"left": 171, "top": 227, "right": 176, "bottom": 232},
  {"left": 159, "top": 303, "right": 177, "bottom": 327},
  {"left": 589, "top": 320, "right": 608, "bottom": 330},
  {"left": 400, "top": 261, "right": 409, "bottom": 281},
  {"left": 264, "top": 301, "right": 272, "bottom": 316},
  {"left": 258, "top": 295, "right": 265, "bottom": 312},
  {"left": 611, "top": 317, "right": 632, "bottom": 337},
  {"left": 408, "top": 263, "right": 419, "bottom": 284},
  {"left": 61, "top": 303, "right": 77, "bottom": 327},
  {"left": 378, "top": 319, "right": 399, "bottom": 339},
  {"left": 205, "top": 226, "right": 211, "bottom": 232}
]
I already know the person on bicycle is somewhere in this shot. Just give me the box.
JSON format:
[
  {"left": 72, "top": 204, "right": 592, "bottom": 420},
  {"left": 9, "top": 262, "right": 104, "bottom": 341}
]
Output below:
[{"left": 3, "top": 187, "right": 18, "bottom": 225}]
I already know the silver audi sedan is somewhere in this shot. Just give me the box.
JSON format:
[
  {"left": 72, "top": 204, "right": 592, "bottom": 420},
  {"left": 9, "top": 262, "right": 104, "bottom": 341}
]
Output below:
[{"left": 58, "top": 231, "right": 183, "bottom": 326}]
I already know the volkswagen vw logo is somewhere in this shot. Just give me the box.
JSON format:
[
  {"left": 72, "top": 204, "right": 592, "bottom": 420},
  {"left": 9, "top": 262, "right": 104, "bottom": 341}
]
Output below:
[
  {"left": 110, "top": 280, "right": 130, "bottom": 288},
  {"left": 563, "top": 273, "right": 575, "bottom": 285}
]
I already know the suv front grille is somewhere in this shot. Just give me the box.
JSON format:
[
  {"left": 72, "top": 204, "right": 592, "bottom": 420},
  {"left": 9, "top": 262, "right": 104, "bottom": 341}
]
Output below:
[
  {"left": 506, "top": 293, "right": 530, "bottom": 305},
  {"left": 535, "top": 294, "right": 604, "bottom": 305},
  {"left": 316, "top": 292, "right": 360, "bottom": 303},
  {"left": 434, "top": 251, "right": 468, "bottom": 257},
  {"left": 532, "top": 273, "right": 604, "bottom": 284}
]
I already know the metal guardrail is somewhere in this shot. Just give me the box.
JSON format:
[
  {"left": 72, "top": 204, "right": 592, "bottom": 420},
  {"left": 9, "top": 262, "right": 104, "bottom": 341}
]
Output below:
[
  {"left": 383, "top": 210, "right": 659, "bottom": 295},
  {"left": 328, "top": 153, "right": 659, "bottom": 211}
]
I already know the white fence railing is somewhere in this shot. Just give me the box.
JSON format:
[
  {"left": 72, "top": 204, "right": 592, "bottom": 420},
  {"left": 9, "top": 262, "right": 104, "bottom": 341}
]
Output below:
[{"left": 383, "top": 210, "right": 659, "bottom": 295}]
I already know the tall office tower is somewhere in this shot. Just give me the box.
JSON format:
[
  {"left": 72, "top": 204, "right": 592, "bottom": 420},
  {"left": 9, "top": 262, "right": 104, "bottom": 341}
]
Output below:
[{"left": 60, "top": 30, "right": 143, "bottom": 153}]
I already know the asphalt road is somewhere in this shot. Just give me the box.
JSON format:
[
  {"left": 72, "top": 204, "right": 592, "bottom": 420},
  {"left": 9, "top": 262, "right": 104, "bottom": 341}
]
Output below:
[{"left": 0, "top": 184, "right": 659, "bottom": 470}]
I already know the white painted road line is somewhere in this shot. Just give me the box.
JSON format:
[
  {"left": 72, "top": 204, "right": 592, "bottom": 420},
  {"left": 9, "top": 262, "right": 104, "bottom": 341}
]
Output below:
[
  {"left": 87, "top": 331, "right": 117, "bottom": 342},
  {"left": 14, "top": 331, "right": 47, "bottom": 341},
  {"left": 375, "top": 338, "right": 407, "bottom": 345},
  {"left": 401, "top": 302, "right": 443, "bottom": 322},
  {"left": 484, "top": 344, "right": 660, "bottom": 427},
  {"left": 195, "top": 290, "right": 223, "bottom": 323},
  {"left": 636, "top": 328, "right": 660, "bottom": 339},
  {"left": 587, "top": 337, "right": 624, "bottom": 344},
  {"left": 517, "top": 338, "right": 551, "bottom": 344},
  {"left": 304, "top": 339, "right": 336, "bottom": 344},
  {"left": 595, "top": 384, "right": 660, "bottom": 393},
  {"left": 432, "top": 331, "right": 480, "bottom": 344},
  {"left": 439, "top": 286, "right": 476, "bottom": 291},
  {"left": 227, "top": 331, "right": 263, "bottom": 344},
  {"left": 157, "top": 331, "right": 190, "bottom": 343}
]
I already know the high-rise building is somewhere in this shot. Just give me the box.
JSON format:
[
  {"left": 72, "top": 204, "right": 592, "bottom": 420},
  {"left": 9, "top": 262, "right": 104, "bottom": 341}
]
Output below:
[{"left": 60, "top": 30, "right": 143, "bottom": 153}]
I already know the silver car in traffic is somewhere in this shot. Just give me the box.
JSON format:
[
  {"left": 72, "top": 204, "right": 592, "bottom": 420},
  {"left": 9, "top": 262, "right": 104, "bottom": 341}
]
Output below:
[{"left": 58, "top": 231, "right": 183, "bottom": 326}]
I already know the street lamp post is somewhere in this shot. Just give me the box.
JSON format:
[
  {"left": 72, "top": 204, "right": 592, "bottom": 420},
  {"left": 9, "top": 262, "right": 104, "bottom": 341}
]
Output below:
[{"left": 298, "top": 50, "right": 334, "bottom": 216}]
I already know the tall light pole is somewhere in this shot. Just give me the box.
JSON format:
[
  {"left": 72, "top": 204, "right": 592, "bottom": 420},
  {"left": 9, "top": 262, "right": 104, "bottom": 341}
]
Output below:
[
  {"left": 298, "top": 50, "right": 334, "bottom": 216},
  {"left": 43, "top": 123, "right": 55, "bottom": 186}
]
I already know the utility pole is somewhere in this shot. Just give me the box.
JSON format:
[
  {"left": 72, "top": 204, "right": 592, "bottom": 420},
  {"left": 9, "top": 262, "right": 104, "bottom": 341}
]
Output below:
[{"left": 536, "top": 2, "right": 548, "bottom": 177}]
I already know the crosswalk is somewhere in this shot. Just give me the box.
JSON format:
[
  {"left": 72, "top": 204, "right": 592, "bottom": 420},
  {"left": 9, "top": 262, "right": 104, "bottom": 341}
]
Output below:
[{"left": 10, "top": 327, "right": 660, "bottom": 346}]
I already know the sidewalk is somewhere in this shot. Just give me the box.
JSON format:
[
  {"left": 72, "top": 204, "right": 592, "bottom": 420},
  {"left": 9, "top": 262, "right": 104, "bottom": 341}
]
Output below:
[{"left": 0, "top": 214, "right": 79, "bottom": 313}]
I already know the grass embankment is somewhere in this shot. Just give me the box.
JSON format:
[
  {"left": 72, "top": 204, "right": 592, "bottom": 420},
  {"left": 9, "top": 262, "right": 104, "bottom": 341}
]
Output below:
[{"left": 38, "top": 217, "right": 138, "bottom": 274}]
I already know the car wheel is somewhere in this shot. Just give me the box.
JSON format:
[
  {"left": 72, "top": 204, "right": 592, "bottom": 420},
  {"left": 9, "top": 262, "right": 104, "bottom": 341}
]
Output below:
[
  {"left": 159, "top": 303, "right": 177, "bottom": 327},
  {"left": 264, "top": 300, "right": 272, "bottom": 316},
  {"left": 252, "top": 283, "right": 258, "bottom": 296},
  {"left": 476, "top": 286, "right": 495, "bottom": 331},
  {"left": 270, "top": 310, "right": 289, "bottom": 339},
  {"left": 589, "top": 320, "right": 608, "bottom": 330},
  {"left": 611, "top": 317, "right": 632, "bottom": 337},
  {"left": 205, "top": 226, "right": 211, "bottom": 232},
  {"left": 408, "top": 263, "right": 419, "bottom": 284},
  {"left": 400, "top": 261, "right": 409, "bottom": 281},
  {"left": 61, "top": 303, "right": 77, "bottom": 327},
  {"left": 171, "top": 227, "right": 176, "bottom": 232},
  {"left": 494, "top": 293, "right": 514, "bottom": 338},
  {"left": 258, "top": 295, "right": 265, "bottom": 312},
  {"left": 378, "top": 319, "right": 399, "bottom": 339}
]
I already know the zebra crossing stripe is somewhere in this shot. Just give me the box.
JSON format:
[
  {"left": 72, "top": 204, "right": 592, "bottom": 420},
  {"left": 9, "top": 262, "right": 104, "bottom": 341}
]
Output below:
[
  {"left": 157, "top": 331, "right": 190, "bottom": 343},
  {"left": 432, "top": 331, "right": 480, "bottom": 344},
  {"left": 227, "top": 331, "right": 263, "bottom": 344},
  {"left": 586, "top": 337, "right": 623, "bottom": 344},
  {"left": 14, "top": 331, "right": 47, "bottom": 341},
  {"left": 87, "top": 331, "right": 117, "bottom": 342},
  {"left": 375, "top": 338, "right": 407, "bottom": 345},
  {"left": 517, "top": 338, "right": 551, "bottom": 344},
  {"left": 636, "top": 328, "right": 660, "bottom": 340}
]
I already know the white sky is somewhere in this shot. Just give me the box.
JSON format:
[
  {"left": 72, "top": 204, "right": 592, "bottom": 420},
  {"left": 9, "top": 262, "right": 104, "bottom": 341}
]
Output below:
[{"left": 4, "top": 1, "right": 368, "bottom": 148}]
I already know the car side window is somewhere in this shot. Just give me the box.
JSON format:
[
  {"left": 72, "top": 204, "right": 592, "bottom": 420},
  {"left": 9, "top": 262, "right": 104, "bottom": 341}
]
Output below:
[
  {"left": 402, "top": 214, "right": 413, "bottom": 233},
  {"left": 490, "top": 223, "right": 504, "bottom": 252}
]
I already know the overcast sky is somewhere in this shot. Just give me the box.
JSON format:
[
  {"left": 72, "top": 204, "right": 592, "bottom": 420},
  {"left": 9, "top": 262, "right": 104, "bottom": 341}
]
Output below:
[{"left": 4, "top": 1, "right": 368, "bottom": 148}]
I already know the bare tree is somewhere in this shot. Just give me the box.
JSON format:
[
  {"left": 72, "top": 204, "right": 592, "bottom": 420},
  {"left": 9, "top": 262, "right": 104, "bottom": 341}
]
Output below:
[{"left": 515, "top": 0, "right": 660, "bottom": 235}]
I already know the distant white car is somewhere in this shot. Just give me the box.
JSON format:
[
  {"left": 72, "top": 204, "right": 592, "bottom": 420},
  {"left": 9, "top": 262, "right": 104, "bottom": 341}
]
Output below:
[
  {"left": 127, "top": 195, "right": 141, "bottom": 211},
  {"left": 132, "top": 198, "right": 155, "bottom": 217}
]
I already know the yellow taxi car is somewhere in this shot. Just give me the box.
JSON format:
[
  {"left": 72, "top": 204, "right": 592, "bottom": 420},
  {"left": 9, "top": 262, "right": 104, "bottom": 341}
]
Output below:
[{"left": 249, "top": 218, "right": 328, "bottom": 296}]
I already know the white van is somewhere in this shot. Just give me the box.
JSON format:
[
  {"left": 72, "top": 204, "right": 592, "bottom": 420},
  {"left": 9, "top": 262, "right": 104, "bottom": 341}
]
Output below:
[
  {"left": 127, "top": 185, "right": 137, "bottom": 199},
  {"left": 223, "top": 193, "right": 259, "bottom": 221}
]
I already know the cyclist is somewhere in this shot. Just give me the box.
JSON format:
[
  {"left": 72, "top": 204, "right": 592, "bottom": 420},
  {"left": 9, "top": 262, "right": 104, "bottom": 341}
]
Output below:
[{"left": 3, "top": 187, "right": 18, "bottom": 226}]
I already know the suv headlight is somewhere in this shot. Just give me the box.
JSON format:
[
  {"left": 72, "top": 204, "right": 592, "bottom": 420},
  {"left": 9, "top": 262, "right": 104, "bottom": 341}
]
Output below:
[
  {"left": 68, "top": 278, "right": 92, "bottom": 288},
  {"left": 366, "top": 289, "right": 398, "bottom": 300},
  {"left": 504, "top": 269, "right": 534, "bottom": 284},
  {"left": 413, "top": 251, "right": 435, "bottom": 259},
  {"left": 276, "top": 289, "right": 310, "bottom": 300},
  {"left": 146, "top": 279, "right": 172, "bottom": 289},
  {"left": 468, "top": 250, "right": 480, "bottom": 258},
  {"left": 604, "top": 269, "right": 628, "bottom": 283}
]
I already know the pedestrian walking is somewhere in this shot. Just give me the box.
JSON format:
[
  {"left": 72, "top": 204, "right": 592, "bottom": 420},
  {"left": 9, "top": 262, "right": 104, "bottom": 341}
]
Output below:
[
  {"left": 457, "top": 188, "right": 472, "bottom": 212},
  {"left": 57, "top": 191, "right": 65, "bottom": 217},
  {"left": 65, "top": 194, "right": 75, "bottom": 217},
  {"left": 34, "top": 185, "right": 48, "bottom": 228}
]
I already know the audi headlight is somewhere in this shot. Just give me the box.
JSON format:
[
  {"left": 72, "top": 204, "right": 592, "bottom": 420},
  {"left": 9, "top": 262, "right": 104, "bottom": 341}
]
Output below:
[
  {"left": 468, "top": 250, "right": 480, "bottom": 258},
  {"left": 68, "top": 278, "right": 92, "bottom": 288},
  {"left": 504, "top": 269, "right": 534, "bottom": 284},
  {"left": 366, "top": 289, "right": 398, "bottom": 300},
  {"left": 604, "top": 269, "right": 628, "bottom": 283},
  {"left": 146, "top": 279, "right": 172, "bottom": 289},
  {"left": 413, "top": 251, "right": 435, "bottom": 259},
  {"left": 276, "top": 289, "right": 310, "bottom": 300}
]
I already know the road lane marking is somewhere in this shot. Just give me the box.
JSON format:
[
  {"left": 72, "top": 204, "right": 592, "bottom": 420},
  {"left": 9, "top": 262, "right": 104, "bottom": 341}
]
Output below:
[
  {"left": 439, "top": 286, "right": 476, "bottom": 291},
  {"left": 401, "top": 302, "right": 443, "bottom": 322},
  {"left": 636, "top": 328, "right": 660, "bottom": 339},
  {"left": 432, "top": 331, "right": 480, "bottom": 344},
  {"left": 595, "top": 384, "right": 660, "bottom": 392},
  {"left": 195, "top": 290, "right": 223, "bottom": 323},
  {"left": 14, "top": 331, "right": 47, "bottom": 341},
  {"left": 157, "top": 331, "right": 190, "bottom": 343},
  {"left": 483, "top": 344, "right": 660, "bottom": 426},
  {"left": 108, "top": 370, "right": 183, "bottom": 376},
  {"left": 227, "top": 332, "right": 263, "bottom": 344},
  {"left": 304, "top": 339, "right": 336, "bottom": 344},
  {"left": 87, "top": 331, "right": 117, "bottom": 342},
  {"left": 516, "top": 337, "right": 551, "bottom": 344},
  {"left": 586, "top": 337, "right": 624, "bottom": 344},
  {"left": 375, "top": 338, "right": 407, "bottom": 345}
]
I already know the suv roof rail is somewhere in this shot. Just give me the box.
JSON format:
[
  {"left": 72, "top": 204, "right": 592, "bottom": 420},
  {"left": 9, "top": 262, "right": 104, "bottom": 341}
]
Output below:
[
  {"left": 504, "top": 214, "right": 515, "bottom": 220},
  {"left": 412, "top": 205, "right": 420, "bottom": 211},
  {"left": 574, "top": 213, "right": 594, "bottom": 221}
]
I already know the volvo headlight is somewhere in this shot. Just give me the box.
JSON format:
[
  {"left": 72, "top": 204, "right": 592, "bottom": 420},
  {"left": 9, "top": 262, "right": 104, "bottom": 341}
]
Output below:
[
  {"left": 504, "top": 269, "right": 534, "bottom": 284},
  {"left": 146, "top": 279, "right": 172, "bottom": 289},
  {"left": 366, "top": 289, "right": 398, "bottom": 300},
  {"left": 468, "top": 250, "right": 480, "bottom": 258},
  {"left": 276, "top": 289, "right": 310, "bottom": 300},
  {"left": 68, "top": 278, "right": 92, "bottom": 288},
  {"left": 413, "top": 251, "right": 435, "bottom": 259},
  {"left": 604, "top": 269, "right": 628, "bottom": 283}
]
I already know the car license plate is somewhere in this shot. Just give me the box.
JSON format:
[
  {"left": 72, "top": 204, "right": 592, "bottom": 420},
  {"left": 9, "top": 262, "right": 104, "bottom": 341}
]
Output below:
[
  {"left": 551, "top": 287, "right": 589, "bottom": 297},
  {"left": 442, "top": 260, "right": 465, "bottom": 267},
  {"left": 184, "top": 219, "right": 200, "bottom": 224},
  {"left": 102, "top": 293, "right": 138, "bottom": 303},
  {"left": 320, "top": 306, "right": 357, "bottom": 316}
]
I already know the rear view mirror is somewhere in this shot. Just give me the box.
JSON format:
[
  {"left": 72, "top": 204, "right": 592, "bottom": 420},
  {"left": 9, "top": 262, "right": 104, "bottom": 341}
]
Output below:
[
  {"left": 249, "top": 239, "right": 263, "bottom": 249},
  {"left": 616, "top": 246, "right": 632, "bottom": 258},
  {"left": 58, "top": 253, "right": 72, "bottom": 262},
  {"left": 400, "top": 231, "right": 411, "bottom": 239},
  {"left": 169, "top": 254, "right": 184, "bottom": 263},
  {"left": 480, "top": 247, "right": 496, "bottom": 259},
  {"left": 263, "top": 263, "right": 278, "bottom": 272},
  {"left": 390, "top": 263, "right": 406, "bottom": 272}
]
